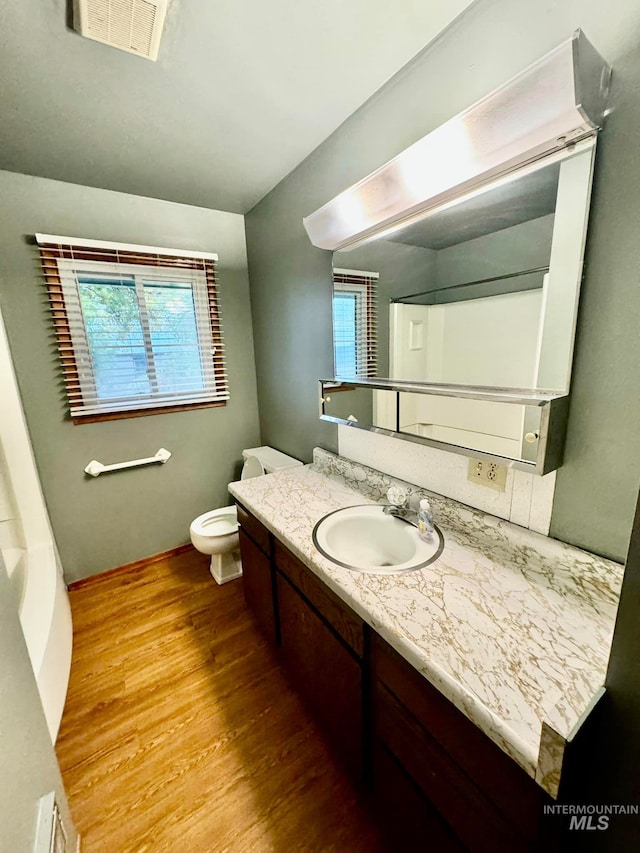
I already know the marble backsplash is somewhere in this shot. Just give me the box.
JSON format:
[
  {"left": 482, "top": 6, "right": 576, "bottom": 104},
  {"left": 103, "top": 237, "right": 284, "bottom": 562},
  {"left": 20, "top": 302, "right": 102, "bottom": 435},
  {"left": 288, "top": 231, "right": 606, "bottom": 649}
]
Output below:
[
  {"left": 312, "top": 447, "right": 621, "bottom": 609},
  {"left": 337, "top": 426, "right": 556, "bottom": 535}
]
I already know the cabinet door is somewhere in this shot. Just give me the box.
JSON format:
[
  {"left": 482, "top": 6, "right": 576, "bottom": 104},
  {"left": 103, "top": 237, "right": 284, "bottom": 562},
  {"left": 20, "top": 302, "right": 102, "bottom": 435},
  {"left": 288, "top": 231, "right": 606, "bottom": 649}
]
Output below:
[
  {"left": 372, "top": 635, "right": 544, "bottom": 852},
  {"left": 277, "top": 572, "right": 362, "bottom": 778},
  {"left": 374, "top": 681, "right": 527, "bottom": 852},
  {"left": 239, "top": 528, "right": 277, "bottom": 644},
  {"left": 372, "top": 741, "right": 464, "bottom": 853}
]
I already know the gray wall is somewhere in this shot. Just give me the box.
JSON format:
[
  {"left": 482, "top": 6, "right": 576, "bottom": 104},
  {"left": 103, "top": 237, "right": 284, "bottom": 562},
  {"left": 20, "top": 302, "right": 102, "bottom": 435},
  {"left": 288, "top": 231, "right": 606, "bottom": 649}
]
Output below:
[
  {"left": 0, "top": 555, "right": 77, "bottom": 851},
  {"left": 434, "top": 214, "right": 554, "bottom": 289},
  {"left": 246, "top": 0, "right": 640, "bottom": 563},
  {"left": 0, "top": 171, "right": 260, "bottom": 582}
]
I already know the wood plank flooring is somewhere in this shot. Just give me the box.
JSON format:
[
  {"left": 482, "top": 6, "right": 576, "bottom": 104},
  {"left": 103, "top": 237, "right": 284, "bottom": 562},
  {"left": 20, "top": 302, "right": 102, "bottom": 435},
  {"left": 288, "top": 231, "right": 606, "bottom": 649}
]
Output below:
[{"left": 56, "top": 548, "right": 386, "bottom": 852}]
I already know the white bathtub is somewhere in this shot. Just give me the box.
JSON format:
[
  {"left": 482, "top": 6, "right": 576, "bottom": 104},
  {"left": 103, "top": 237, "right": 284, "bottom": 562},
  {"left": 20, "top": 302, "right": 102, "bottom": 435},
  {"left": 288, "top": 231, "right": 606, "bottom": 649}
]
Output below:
[
  {"left": 3, "top": 542, "right": 73, "bottom": 741},
  {"left": 1, "top": 307, "right": 73, "bottom": 743}
]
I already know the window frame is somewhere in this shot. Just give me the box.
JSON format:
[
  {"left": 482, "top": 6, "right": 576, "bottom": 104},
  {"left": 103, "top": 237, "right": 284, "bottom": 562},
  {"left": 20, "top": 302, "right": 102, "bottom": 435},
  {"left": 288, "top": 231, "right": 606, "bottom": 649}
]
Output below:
[
  {"left": 38, "top": 236, "right": 228, "bottom": 424},
  {"left": 332, "top": 268, "right": 378, "bottom": 379}
]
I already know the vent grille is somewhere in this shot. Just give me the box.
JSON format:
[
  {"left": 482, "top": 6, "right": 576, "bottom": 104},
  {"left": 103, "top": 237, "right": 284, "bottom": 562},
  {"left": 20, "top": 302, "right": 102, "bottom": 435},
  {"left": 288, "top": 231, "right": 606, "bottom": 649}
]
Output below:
[{"left": 74, "top": 0, "right": 168, "bottom": 61}]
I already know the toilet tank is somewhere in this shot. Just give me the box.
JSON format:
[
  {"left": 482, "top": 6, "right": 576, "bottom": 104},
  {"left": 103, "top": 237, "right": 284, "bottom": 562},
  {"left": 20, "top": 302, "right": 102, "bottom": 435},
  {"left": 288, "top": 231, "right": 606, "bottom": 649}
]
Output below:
[{"left": 241, "top": 446, "right": 303, "bottom": 475}]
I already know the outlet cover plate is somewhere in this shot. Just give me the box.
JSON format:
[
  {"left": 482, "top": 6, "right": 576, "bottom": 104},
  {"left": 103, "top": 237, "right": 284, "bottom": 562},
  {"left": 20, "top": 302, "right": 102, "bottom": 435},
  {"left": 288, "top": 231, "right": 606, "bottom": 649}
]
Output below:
[{"left": 468, "top": 458, "right": 508, "bottom": 492}]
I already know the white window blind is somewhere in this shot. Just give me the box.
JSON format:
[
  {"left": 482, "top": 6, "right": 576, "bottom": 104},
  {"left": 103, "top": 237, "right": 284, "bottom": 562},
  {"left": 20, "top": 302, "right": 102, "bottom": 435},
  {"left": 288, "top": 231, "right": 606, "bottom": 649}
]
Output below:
[
  {"left": 332, "top": 268, "right": 378, "bottom": 378},
  {"left": 37, "top": 235, "right": 229, "bottom": 421}
]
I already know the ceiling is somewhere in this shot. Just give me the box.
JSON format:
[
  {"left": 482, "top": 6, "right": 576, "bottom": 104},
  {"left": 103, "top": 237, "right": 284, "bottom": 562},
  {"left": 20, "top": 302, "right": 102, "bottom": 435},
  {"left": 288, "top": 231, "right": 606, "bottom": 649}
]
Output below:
[{"left": 0, "top": 0, "right": 476, "bottom": 214}]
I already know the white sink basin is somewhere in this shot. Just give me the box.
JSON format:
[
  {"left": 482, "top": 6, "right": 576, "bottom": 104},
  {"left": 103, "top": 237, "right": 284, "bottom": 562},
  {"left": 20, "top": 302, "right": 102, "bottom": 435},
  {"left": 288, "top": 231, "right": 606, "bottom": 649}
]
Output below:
[{"left": 312, "top": 505, "right": 443, "bottom": 574}]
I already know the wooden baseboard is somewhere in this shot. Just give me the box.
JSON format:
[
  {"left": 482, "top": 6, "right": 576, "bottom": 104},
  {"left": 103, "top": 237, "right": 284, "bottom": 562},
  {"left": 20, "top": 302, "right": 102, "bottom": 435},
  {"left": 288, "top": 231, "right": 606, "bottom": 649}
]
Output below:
[{"left": 68, "top": 543, "right": 196, "bottom": 590}]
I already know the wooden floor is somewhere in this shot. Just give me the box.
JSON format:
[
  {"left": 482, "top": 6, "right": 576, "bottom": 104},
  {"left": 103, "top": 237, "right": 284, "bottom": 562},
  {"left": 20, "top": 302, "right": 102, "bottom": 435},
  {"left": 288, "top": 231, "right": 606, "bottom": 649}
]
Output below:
[{"left": 56, "top": 548, "right": 386, "bottom": 852}]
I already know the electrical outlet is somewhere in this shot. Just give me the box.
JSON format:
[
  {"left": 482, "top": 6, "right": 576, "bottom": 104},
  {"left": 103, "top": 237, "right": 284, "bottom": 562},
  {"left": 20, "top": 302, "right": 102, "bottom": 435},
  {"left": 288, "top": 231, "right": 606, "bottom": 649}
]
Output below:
[{"left": 467, "top": 458, "right": 508, "bottom": 492}]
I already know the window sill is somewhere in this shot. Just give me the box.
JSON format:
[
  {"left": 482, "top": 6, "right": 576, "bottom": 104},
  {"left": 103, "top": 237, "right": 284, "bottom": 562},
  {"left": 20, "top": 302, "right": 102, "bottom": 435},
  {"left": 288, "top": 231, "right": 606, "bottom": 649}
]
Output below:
[{"left": 72, "top": 400, "right": 227, "bottom": 424}]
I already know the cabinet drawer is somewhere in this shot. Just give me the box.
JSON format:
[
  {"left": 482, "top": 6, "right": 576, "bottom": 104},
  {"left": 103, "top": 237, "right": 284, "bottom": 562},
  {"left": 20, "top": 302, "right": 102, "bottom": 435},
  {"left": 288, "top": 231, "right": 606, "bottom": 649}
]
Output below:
[
  {"left": 274, "top": 539, "right": 364, "bottom": 657},
  {"left": 236, "top": 502, "right": 271, "bottom": 556},
  {"left": 372, "top": 634, "right": 544, "bottom": 840}
]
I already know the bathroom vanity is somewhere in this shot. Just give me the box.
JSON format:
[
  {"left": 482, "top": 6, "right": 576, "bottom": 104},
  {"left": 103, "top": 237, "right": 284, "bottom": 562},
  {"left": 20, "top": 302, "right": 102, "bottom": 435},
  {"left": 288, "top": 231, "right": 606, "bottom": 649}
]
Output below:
[{"left": 229, "top": 450, "right": 623, "bottom": 851}]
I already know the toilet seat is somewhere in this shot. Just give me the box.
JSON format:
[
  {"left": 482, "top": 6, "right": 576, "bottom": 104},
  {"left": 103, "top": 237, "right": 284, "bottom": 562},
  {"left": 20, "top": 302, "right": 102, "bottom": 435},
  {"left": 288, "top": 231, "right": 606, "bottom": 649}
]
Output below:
[{"left": 190, "top": 507, "right": 238, "bottom": 537}]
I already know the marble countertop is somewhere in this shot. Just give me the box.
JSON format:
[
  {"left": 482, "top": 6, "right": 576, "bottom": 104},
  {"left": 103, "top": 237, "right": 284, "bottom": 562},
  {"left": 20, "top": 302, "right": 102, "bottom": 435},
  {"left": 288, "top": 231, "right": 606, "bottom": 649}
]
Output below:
[{"left": 228, "top": 449, "right": 623, "bottom": 798}]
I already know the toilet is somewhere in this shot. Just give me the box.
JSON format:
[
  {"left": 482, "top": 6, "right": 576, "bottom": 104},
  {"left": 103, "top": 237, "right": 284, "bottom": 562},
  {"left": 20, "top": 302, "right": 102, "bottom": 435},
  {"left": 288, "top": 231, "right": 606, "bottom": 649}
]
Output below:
[{"left": 189, "top": 446, "right": 302, "bottom": 585}]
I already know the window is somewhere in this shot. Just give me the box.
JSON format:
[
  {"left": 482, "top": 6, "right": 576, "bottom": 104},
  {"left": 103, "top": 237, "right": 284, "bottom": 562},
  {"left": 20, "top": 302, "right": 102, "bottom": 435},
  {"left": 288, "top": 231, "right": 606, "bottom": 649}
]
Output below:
[
  {"left": 332, "top": 269, "right": 378, "bottom": 378},
  {"left": 37, "top": 235, "right": 229, "bottom": 422}
]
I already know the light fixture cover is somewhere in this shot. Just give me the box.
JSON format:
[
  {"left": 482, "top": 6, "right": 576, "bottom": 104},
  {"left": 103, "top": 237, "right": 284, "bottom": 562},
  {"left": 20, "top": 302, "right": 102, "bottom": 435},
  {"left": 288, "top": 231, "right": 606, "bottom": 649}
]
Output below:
[
  {"left": 303, "top": 30, "right": 611, "bottom": 251},
  {"left": 73, "top": 0, "right": 169, "bottom": 61}
]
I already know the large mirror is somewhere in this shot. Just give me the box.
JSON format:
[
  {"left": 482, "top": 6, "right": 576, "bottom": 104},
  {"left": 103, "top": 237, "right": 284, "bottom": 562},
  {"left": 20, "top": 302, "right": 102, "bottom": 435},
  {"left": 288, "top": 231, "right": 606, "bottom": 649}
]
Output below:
[
  {"left": 328, "top": 140, "right": 596, "bottom": 466},
  {"left": 332, "top": 140, "right": 595, "bottom": 392}
]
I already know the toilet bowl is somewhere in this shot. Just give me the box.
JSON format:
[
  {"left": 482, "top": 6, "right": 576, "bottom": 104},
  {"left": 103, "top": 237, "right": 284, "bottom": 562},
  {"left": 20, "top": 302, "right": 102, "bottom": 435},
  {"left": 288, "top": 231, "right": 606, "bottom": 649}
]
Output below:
[
  {"left": 190, "top": 506, "right": 241, "bottom": 585},
  {"left": 189, "top": 446, "right": 303, "bottom": 585}
]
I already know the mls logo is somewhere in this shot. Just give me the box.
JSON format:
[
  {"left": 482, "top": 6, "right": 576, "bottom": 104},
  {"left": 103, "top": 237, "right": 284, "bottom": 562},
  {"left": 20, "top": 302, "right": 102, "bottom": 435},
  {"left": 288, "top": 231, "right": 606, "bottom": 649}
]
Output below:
[{"left": 570, "top": 815, "right": 610, "bottom": 831}]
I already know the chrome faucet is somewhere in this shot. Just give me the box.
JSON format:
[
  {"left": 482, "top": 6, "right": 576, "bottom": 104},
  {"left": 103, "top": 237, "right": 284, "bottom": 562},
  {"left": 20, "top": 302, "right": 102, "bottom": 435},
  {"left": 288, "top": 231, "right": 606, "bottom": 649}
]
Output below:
[{"left": 383, "top": 486, "right": 419, "bottom": 527}]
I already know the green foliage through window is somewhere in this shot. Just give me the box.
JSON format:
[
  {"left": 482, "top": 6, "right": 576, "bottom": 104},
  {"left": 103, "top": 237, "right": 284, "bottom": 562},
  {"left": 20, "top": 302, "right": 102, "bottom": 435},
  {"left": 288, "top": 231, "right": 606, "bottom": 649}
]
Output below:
[{"left": 77, "top": 274, "right": 206, "bottom": 401}]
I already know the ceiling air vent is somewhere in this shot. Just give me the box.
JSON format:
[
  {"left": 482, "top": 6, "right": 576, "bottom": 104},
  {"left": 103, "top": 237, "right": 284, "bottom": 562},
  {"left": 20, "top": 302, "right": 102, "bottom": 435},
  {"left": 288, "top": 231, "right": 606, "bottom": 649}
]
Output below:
[{"left": 73, "top": 0, "right": 168, "bottom": 61}]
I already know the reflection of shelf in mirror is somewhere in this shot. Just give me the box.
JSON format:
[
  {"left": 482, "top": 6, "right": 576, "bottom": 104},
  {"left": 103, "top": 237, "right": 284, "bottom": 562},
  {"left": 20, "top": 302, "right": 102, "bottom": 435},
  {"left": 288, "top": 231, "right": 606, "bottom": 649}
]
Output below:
[
  {"left": 319, "top": 379, "right": 569, "bottom": 474},
  {"left": 322, "top": 382, "right": 357, "bottom": 393},
  {"left": 321, "top": 378, "right": 566, "bottom": 407},
  {"left": 391, "top": 265, "right": 549, "bottom": 304}
]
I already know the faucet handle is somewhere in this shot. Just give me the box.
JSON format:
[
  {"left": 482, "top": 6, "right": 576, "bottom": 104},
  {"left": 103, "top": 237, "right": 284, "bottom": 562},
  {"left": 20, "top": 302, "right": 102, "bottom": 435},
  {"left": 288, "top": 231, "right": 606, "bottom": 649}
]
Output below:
[
  {"left": 407, "top": 491, "right": 422, "bottom": 512},
  {"left": 386, "top": 486, "right": 408, "bottom": 507}
]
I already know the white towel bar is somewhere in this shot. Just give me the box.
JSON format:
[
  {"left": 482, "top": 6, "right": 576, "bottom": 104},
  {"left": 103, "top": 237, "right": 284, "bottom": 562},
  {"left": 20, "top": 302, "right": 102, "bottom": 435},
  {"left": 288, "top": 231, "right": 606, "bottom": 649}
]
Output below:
[{"left": 84, "top": 448, "right": 172, "bottom": 477}]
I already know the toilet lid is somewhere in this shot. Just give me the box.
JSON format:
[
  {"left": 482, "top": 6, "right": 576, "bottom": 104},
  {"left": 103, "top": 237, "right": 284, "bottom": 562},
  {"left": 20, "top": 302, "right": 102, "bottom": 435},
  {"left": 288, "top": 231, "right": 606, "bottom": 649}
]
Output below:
[{"left": 241, "top": 454, "right": 265, "bottom": 480}]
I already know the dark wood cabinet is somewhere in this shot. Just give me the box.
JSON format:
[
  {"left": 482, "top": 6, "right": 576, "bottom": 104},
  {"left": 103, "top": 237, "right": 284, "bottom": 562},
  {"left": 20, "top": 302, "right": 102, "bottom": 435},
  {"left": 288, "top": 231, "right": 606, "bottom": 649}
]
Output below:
[
  {"left": 273, "top": 540, "right": 364, "bottom": 657},
  {"left": 236, "top": 503, "right": 548, "bottom": 851},
  {"left": 237, "top": 503, "right": 271, "bottom": 555},
  {"left": 371, "top": 635, "right": 547, "bottom": 852},
  {"left": 237, "top": 507, "right": 277, "bottom": 644},
  {"left": 239, "top": 508, "right": 364, "bottom": 777},
  {"left": 273, "top": 539, "right": 365, "bottom": 777},
  {"left": 276, "top": 571, "right": 363, "bottom": 777},
  {"left": 373, "top": 740, "right": 464, "bottom": 853}
]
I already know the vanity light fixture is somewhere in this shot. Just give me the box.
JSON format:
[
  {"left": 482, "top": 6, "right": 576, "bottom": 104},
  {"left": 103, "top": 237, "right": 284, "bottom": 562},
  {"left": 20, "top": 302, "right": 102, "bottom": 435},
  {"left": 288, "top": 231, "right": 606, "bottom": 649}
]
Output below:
[{"left": 303, "top": 30, "right": 611, "bottom": 251}]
